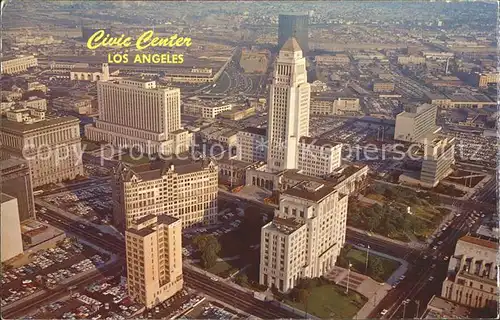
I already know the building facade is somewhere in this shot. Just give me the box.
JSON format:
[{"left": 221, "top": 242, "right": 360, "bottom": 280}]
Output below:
[
  {"left": 373, "top": 81, "right": 395, "bottom": 92},
  {"left": 441, "top": 236, "right": 498, "bottom": 309},
  {"left": 0, "top": 158, "right": 35, "bottom": 222},
  {"left": 397, "top": 55, "right": 426, "bottom": 65},
  {"left": 1, "top": 115, "right": 84, "bottom": 187},
  {"left": 267, "top": 38, "right": 310, "bottom": 172},
  {"left": 112, "top": 159, "right": 218, "bottom": 230},
  {"left": 236, "top": 127, "right": 267, "bottom": 163},
  {"left": 259, "top": 181, "right": 348, "bottom": 292},
  {"left": 70, "top": 63, "right": 110, "bottom": 82},
  {"left": 394, "top": 104, "right": 439, "bottom": 143},
  {"left": 1, "top": 194, "right": 24, "bottom": 262},
  {"left": 477, "top": 72, "right": 499, "bottom": 88},
  {"left": 182, "top": 103, "right": 232, "bottom": 118},
  {"left": 420, "top": 135, "right": 455, "bottom": 187},
  {"left": 85, "top": 79, "right": 192, "bottom": 155},
  {"left": 298, "top": 137, "right": 342, "bottom": 177},
  {"left": 278, "top": 14, "right": 309, "bottom": 54},
  {"left": 125, "top": 215, "right": 183, "bottom": 309},
  {"left": 1, "top": 55, "right": 38, "bottom": 75}
]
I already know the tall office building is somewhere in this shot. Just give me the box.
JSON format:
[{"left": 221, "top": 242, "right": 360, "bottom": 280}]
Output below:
[
  {"left": 278, "top": 14, "right": 309, "bottom": 54},
  {"left": 420, "top": 135, "right": 455, "bottom": 187},
  {"left": 0, "top": 158, "right": 35, "bottom": 222},
  {"left": 441, "top": 235, "right": 498, "bottom": 309},
  {"left": 112, "top": 159, "right": 218, "bottom": 230},
  {"left": 267, "top": 38, "right": 310, "bottom": 172},
  {"left": 1, "top": 194, "right": 24, "bottom": 262},
  {"left": 0, "top": 112, "right": 84, "bottom": 188},
  {"left": 125, "top": 214, "right": 183, "bottom": 308},
  {"left": 394, "top": 103, "right": 440, "bottom": 143},
  {"left": 85, "top": 79, "right": 192, "bottom": 155},
  {"left": 259, "top": 180, "right": 348, "bottom": 292}
]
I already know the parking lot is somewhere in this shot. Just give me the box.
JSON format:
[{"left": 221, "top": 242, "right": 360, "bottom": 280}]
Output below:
[
  {"left": 42, "top": 185, "right": 113, "bottom": 225},
  {"left": 1, "top": 238, "right": 110, "bottom": 308},
  {"left": 184, "top": 300, "right": 244, "bottom": 319}
]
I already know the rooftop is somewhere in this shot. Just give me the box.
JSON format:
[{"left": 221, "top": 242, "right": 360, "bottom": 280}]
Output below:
[
  {"left": 1, "top": 193, "right": 15, "bottom": 204},
  {"left": 299, "top": 136, "right": 341, "bottom": 148},
  {"left": 423, "top": 296, "right": 472, "bottom": 319},
  {"left": 0, "top": 116, "right": 80, "bottom": 134},
  {"left": 281, "top": 37, "right": 302, "bottom": 53},
  {"left": 459, "top": 235, "right": 498, "bottom": 250},
  {"left": 241, "top": 127, "right": 266, "bottom": 136},
  {"left": 117, "top": 157, "right": 216, "bottom": 182},
  {"left": 269, "top": 216, "right": 304, "bottom": 235},
  {"left": 0, "top": 157, "right": 28, "bottom": 173}
]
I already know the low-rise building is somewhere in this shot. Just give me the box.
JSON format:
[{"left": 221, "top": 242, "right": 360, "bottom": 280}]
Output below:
[
  {"left": 20, "top": 97, "right": 47, "bottom": 111},
  {"left": 441, "top": 235, "right": 498, "bottom": 309},
  {"left": 70, "top": 63, "right": 110, "bottom": 82},
  {"left": 183, "top": 102, "right": 233, "bottom": 118},
  {"left": 315, "top": 54, "right": 350, "bottom": 65},
  {"left": 423, "top": 296, "right": 473, "bottom": 319},
  {"left": 219, "top": 106, "right": 256, "bottom": 121},
  {"left": 397, "top": 55, "right": 426, "bottom": 65},
  {"left": 53, "top": 96, "right": 93, "bottom": 115},
  {"left": 236, "top": 127, "right": 267, "bottom": 163},
  {"left": 22, "top": 81, "right": 47, "bottom": 93},
  {"left": 373, "top": 81, "right": 395, "bottom": 93},
  {"left": 333, "top": 98, "right": 360, "bottom": 115},
  {"left": 476, "top": 72, "right": 498, "bottom": 88},
  {"left": 298, "top": 137, "right": 342, "bottom": 177},
  {"left": 1, "top": 55, "right": 38, "bottom": 74}
]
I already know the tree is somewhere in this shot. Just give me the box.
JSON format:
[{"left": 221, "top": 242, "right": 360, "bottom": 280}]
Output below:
[
  {"left": 193, "top": 234, "right": 221, "bottom": 269},
  {"left": 235, "top": 273, "right": 248, "bottom": 286},
  {"left": 367, "top": 258, "right": 385, "bottom": 280}
]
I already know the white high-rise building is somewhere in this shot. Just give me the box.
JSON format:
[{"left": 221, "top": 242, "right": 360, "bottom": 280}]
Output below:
[
  {"left": 85, "top": 79, "right": 192, "bottom": 155},
  {"left": 259, "top": 180, "right": 348, "bottom": 292},
  {"left": 267, "top": 38, "right": 310, "bottom": 172}
]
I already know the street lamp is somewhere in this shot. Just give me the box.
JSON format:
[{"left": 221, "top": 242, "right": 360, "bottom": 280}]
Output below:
[
  {"left": 402, "top": 300, "right": 408, "bottom": 319},
  {"left": 365, "top": 245, "right": 370, "bottom": 274},
  {"left": 415, "top": 300, "right": 420, "bottom": 319},
  {"left": 345, "top": 261, "right": 353, "bottom": 294}
]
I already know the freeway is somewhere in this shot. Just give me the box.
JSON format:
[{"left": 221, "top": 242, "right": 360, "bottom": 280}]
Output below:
[{"left": 37, "top": 210, "right": 297, "bottom": 319}]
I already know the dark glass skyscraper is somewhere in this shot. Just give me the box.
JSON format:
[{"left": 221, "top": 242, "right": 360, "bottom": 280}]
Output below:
[{"left": 278, "top": 14, "right": 309, "bottom": 54}]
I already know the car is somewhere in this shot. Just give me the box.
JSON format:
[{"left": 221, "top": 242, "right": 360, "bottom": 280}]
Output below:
[
  {"left": 399, "top": 275, "right": 406, "bottom": 281},
  {"left": 392, "top": 281, "right": 400, "bottom": 288},
  {"left": 423, "top": 255, "right": 428, "bottom": 260},
  {"left": 437, "top": 241, "right": 443, "bottom": 245},
  {"left": 432, "top": 255, "right": 437, "bottom": 260},
  {"left": 380, "top": 309, "right": 388, "bottom": 315},
  {"left": 432, "top": 246, "right": 437, "bottom": 250},
  {"left": 431, "top": 264, "right": 436, "bottom": 268},
  {"left": 404, "top": 299, "right": 411, "bottom": 304},
  {"left": 455, "top": 214, "right": 461, "bottom": 217},
  {"left": 444, "top": 256, "right": 449, "bottom": 261},
  {"left": 428, "top": 276, "right": 434, "bottom": 281},
  {"left": 211, "top": 277, "right": 218, "bottom": 282}
]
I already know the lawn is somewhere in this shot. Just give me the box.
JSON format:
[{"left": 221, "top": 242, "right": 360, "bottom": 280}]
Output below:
[
  {"left": 286, "top": 284, "right": 365, "bottom": 319},
  {"left": 117, "top": 153, "right": 152, "bottom": 165},
  {"left": 345, "top": 248, "right": 401, "bottom": 282},
  {"left": 202, "top": 259, "right": 245, "bottom": 278}
]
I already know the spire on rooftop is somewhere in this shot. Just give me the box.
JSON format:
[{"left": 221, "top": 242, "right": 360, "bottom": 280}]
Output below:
[{"left": 280, "top": 37, "right": 302, "bottom": 53}]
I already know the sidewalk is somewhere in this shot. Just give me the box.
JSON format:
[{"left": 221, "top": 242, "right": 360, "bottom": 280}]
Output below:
[
  {"left": 347, "top": 225, "right": 426, "bottom": 249},
  {"left": 327, "top": 244, "right": 408, "bottom": 319}
]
